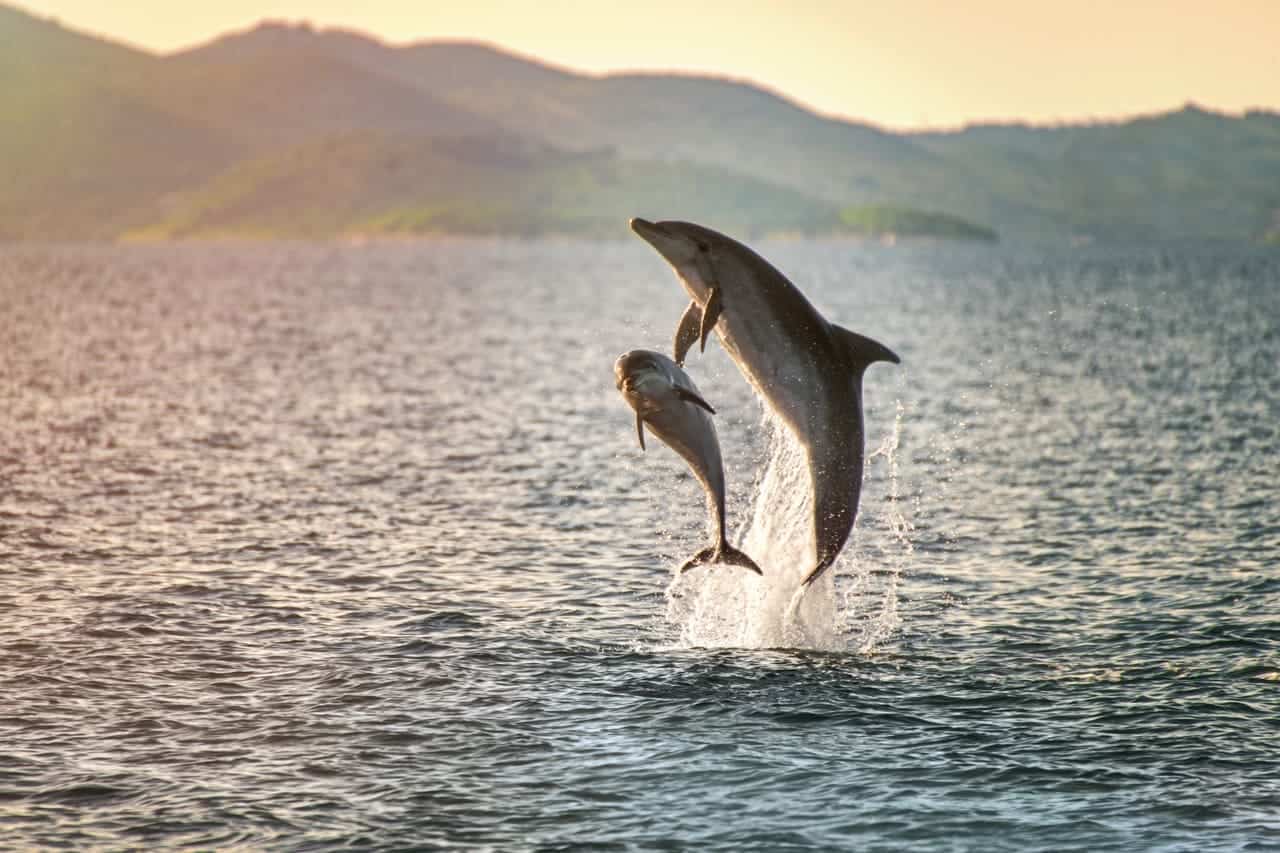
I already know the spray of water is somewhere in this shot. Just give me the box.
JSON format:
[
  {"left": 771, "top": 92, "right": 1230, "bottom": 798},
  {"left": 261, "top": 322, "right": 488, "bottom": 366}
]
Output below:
[{"left": 664, "top": 401, "right": 912, "bottom": 651}]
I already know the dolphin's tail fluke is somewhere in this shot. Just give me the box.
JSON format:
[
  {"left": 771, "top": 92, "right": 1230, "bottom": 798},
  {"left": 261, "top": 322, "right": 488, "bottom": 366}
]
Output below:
[
  {"left": 679, "top": 541, "right": 763, "bottom": 576},
  {"left": 799, "top": 557, "right": 836, "bottom": 587},
  {"left": 784, "top": 562, "right": 833, "bottom": 620},
  {"left": 718, "top": 542, "right": 764, "bottom": 575}
]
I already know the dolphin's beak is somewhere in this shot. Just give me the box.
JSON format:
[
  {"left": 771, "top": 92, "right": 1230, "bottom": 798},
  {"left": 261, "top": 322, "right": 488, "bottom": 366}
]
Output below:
[
  {"left": 629, "top": 217, "right": 663, "bottom": 242},
  {"left": 630, "top": 218, "right": 689, "bottom": 263}
]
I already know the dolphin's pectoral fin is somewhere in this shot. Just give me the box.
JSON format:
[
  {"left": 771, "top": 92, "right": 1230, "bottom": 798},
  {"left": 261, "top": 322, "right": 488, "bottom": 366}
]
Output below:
[
  {"left": 635, "top": 413, "right": 646, "bottom": 451},
  {"left": 831, "top": 324, "right": 900, "bottom": 372},
  {"left": 675, "top": 387, "right": 716, "bottom": 415},
  {"left": 673, "top": 300, "right": 702, "bottom": 366},
  {"left": 699, "top": 287, "right": 723, "bottom": 353}
]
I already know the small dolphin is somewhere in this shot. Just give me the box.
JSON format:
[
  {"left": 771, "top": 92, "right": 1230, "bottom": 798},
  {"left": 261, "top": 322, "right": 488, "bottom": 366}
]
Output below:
[
  {"left": 614, "top": 349, "right": 763, "bottom": 576},
  {"left": 629, "top": 218, "right": 899, "bottom": 587}
]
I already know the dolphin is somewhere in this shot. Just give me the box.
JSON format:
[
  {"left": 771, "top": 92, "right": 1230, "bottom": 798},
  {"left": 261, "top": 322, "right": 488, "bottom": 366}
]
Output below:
[
  {"left": 614, "top": 349, "right": 763, "bottom": 576},
  {"left": 629, "top": 218, "right": 899, "bottom": 587}
]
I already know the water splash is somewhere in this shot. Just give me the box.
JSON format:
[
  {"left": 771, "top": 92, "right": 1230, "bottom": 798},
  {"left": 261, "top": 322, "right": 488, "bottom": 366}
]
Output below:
[
  {"left": 663, "top": 401, "right": 912, "bottom": 651},
  {"left": 846, "top": 400, "right": 912, "bottom": 653}
]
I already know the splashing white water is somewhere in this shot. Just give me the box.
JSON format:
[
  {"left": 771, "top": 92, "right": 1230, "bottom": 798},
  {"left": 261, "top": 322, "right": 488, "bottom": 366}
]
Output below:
[
  {"left": 846, "top": 399, "right": 913, "bottom": 653},
  {"left": 664, "top": 401, "right": 911, "bottom": 651}
]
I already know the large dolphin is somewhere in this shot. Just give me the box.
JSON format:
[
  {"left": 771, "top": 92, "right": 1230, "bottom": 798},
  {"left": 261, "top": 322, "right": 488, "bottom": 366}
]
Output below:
[
  {"left": 629, "top": 218, "right": 899, "bottom": 587},
  {"left": 615, "top": 349, "right": 762, "bottom": 576}
]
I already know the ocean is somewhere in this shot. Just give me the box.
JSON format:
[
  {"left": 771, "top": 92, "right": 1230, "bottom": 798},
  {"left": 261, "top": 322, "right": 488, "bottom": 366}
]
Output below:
[{"left": 1, "top": 238, "right": 1277, "bottom": 850}]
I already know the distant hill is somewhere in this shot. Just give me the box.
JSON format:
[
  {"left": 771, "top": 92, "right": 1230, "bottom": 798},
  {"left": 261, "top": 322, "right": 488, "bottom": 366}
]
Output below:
[
  {"left": 2, "top": 4, "right": 1278, "bottom": 243},
  {"left": 124, "top": 133, "right": 847, "bottom": 239},
  {"left": 914, "top": 106, "right": 1280, "bottom": 242},
  {"left": 839, "top": 206, "right": 997, "bottom": 243},
  {"left": 171, "top": 24, "right": 969, "bottom": 226},
  {"left": 0, "top": 5, "right": 243, "bottom": 238}
]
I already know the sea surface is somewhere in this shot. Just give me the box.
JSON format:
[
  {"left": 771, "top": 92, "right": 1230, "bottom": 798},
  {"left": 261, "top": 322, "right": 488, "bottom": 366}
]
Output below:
[{"left": 1, "top": 238, "right": 1277, "bottom": 851}]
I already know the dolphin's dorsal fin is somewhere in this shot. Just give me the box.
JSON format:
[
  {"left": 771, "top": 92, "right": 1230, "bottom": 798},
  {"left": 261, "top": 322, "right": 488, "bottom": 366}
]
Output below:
[
  {"left": 831, "top": 324, "right": 900, "bottom": 372},
  {"left": 673, "top": 300, "right": 702, "bottom": 366}
]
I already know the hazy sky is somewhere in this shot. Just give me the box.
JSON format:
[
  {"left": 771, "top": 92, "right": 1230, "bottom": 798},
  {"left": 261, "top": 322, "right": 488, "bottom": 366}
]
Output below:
[{"left": 16, "top": 0, "right": 1280, "bottom": 129}]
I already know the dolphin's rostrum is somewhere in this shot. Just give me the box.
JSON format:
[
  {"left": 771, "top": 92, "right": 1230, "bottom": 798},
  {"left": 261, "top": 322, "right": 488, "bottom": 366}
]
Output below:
[
  {"left": 614, "top": 349, "right": 763, "bottom": 577},
  {"left": 630, "top": 218, "right": 899, "bottom": 587}
]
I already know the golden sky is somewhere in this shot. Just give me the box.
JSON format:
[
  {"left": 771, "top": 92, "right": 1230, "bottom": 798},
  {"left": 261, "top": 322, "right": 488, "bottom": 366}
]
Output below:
[{"left": 16, "top": 0, "right": 1280, "bottom": 129}]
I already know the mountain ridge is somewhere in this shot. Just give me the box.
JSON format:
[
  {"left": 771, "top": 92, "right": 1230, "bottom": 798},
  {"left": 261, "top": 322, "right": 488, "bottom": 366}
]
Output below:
[{"left": 2, "top": 4, "right": 1277, "bottom": 243}]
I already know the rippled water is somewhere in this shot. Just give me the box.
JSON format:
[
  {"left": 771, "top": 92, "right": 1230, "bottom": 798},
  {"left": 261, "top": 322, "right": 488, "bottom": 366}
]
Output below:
[{"left": 2, "top": 239, "right": 1278, "bottom": 850}]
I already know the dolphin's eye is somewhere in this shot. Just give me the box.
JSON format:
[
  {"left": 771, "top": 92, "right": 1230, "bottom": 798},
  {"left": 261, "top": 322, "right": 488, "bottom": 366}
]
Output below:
[{"left": 696, "top": 241, "right": 710, "bottom": 253}]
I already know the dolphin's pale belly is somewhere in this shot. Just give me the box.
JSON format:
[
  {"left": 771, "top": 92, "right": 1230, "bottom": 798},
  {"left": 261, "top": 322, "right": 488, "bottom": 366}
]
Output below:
[{"left": 724, "top": 333, "right": 822, "bottom": 426}]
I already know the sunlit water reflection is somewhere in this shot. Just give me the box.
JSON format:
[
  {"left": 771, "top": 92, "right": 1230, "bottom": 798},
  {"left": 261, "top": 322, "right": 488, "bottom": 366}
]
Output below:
[{"left": 1, "top": 239, "right": 1277, "bottom": 849}]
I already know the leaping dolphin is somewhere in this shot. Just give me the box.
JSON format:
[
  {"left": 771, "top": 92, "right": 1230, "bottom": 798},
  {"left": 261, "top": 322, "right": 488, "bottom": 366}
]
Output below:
[
  {"left": 629, "top": 218, "right": 899, "bottom": 587},
  {"left": 615, "top": 349, "right": 763, "bottom": 576}
]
